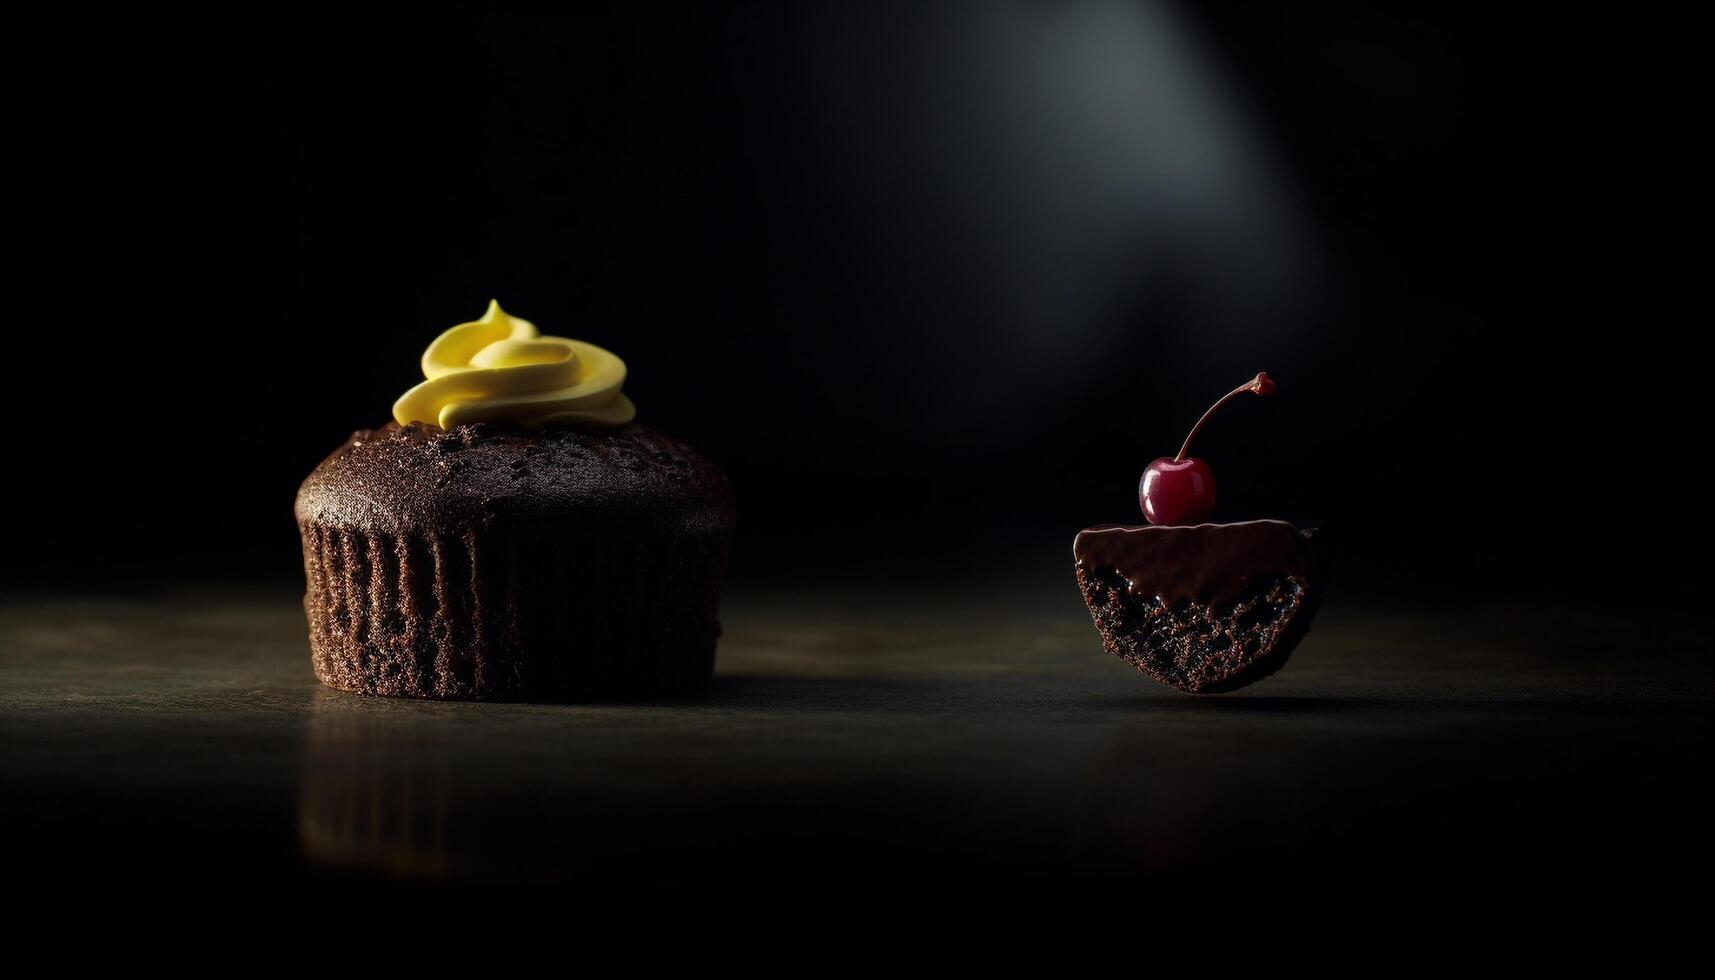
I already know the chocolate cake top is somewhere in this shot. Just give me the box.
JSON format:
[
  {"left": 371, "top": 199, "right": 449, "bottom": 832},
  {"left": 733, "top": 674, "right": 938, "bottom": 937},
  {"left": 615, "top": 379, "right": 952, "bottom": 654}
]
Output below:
[
  {"left": 295, "top": 421, "right": 734, "bottom": 537},
  {"left": 1073, "top": 520, "right": 1312, "bottom": 606}
]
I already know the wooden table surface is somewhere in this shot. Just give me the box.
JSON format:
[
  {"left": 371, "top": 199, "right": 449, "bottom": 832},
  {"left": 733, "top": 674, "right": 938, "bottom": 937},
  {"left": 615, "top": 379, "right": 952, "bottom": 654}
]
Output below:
[{"left": 3, "top": 585, "right": 1709, "bottom": 891}]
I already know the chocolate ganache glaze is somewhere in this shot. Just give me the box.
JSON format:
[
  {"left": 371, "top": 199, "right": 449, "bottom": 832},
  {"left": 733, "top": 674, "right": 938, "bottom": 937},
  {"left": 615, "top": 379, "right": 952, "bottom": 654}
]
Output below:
[{"left": 1073, "top": 520, "right": 1323, "bottom": 694}]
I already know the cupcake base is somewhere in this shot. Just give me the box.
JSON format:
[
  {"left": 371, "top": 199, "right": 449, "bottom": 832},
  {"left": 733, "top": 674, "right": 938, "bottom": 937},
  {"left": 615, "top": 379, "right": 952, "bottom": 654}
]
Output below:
[
  {"left": 295, "top": 421, "right": 735, "bottom": 702},
  {"left": 302, "top": 522, "right": 726, "bottom": 700}
]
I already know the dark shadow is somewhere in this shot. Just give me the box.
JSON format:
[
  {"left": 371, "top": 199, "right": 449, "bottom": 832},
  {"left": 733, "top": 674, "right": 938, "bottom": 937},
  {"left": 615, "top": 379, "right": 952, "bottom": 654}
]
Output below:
[
  {"left": 1083, "top": 691, "right": 1715, "bottom": 721},
  {"left": 650, "top": 674, "right": 949, "bottom": 713}
]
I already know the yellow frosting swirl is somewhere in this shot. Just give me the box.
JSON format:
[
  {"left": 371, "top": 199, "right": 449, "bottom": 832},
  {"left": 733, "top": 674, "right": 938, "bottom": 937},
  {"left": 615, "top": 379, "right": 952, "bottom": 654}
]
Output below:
[{"left": 392, "top": 300, "right": 636, "bottom": 430}]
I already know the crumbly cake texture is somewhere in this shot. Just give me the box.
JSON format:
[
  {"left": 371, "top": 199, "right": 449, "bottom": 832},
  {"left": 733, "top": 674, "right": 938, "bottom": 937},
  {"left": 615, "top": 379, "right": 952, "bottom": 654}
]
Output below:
[
  {"left": 1073, "top": 521, "right": 1323, "bottom": 694},
  {"left": 295, "top": 421, "right": 735, "bottom": 701}
]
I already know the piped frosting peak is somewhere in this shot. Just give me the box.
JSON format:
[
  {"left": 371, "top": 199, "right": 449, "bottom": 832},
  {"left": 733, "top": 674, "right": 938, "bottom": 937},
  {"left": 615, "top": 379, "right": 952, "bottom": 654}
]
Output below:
[{"left": 392, "top": 300, "right": 635, "bottom": 430}]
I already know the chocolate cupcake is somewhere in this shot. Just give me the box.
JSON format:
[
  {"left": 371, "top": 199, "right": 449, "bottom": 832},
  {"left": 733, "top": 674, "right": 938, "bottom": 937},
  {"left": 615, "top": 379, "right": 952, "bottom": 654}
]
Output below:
[
  {"left": 1074, "top": 372, "right": 1327, "bottom": 693},
  {"left": 1075, "top": 520, "right": 1324, "bottom": 693},
  {"left": 295, "top": 301, "right": 734, "bottom": 701}
]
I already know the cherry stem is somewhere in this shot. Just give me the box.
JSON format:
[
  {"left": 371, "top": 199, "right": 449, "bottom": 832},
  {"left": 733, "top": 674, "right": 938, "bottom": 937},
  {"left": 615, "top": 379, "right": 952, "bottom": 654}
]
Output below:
[{"left": 1173, "top": 372, "right": 1274, "bottom": 463}]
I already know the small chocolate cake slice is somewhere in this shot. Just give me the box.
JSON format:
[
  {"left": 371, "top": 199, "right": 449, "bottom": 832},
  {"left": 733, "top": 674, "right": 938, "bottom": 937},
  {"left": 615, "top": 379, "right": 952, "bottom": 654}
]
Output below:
[{"left": 1074, "top": 520, "right": 1322, "bottom": 694}]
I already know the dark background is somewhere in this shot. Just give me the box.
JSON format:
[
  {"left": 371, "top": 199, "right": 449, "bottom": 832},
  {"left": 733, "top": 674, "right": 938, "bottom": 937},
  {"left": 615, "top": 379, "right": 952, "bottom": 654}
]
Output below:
[
  {"left": 10, "top": 3, "right": 1698, "bottom": 600},
  {"left": 5, "top": 4, "right": 1711, "bottom": 907}
]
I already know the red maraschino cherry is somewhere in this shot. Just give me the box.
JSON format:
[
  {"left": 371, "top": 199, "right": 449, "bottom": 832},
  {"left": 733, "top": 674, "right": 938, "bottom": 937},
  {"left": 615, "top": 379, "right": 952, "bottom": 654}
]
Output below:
[{"left": 1140, "top": 372, "right": 1275, "bottom": 525}]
